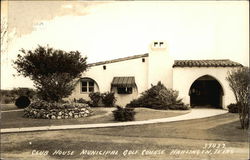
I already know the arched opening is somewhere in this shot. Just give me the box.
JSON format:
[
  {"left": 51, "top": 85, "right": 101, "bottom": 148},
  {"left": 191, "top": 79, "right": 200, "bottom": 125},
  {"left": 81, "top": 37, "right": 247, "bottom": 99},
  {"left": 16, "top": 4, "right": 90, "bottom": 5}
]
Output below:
[{"left": 189, "top": 75, "right": 224, "bottom": 108}]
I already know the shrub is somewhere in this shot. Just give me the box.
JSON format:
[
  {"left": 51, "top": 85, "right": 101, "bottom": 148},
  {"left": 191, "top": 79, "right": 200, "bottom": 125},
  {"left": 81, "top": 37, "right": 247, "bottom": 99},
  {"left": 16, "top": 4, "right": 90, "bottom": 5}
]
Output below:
[
  {"left": 0, "top": 96, "right": 14, "bottom": 104},
  {"left": 126, "top": 82, "right": 189, "bottom": 110},
  {"left": 112, "top": 106, "right": 136, "bottom": 121},
  {"left": 0, "top": 88, "right": 36, "bottom": 104},
  {"left": 15, "top": 96, "right": 31, "bottom": 108},
  {"left": 169, "top": 103, "right": 191, "bottom": 110},
  {"left": 11, "top": 88, "right": 36, "bottom": 99},
  {"left": 89, "top": 92, "right": 102, "bottom": 107},
  {"left": 101, "top": 92, "right": 116, "bottom": 107},
  {"left": 75, "top": 98, "right": 88, "bottom": 103},
  {"left": 0, "top": 90, "right": 15, "bottom": 104},
  {"left": 89, "top": 92, "right": 116, "bottom": 107},
  {"left": 227, "top": 103, "right": 239, "bottom": 113}
]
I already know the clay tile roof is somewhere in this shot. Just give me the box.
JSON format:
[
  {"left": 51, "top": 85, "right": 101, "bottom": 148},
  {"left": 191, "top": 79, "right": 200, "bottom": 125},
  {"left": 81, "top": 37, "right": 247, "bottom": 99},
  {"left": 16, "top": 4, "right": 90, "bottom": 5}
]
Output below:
[
  {"left": 87, "top": 53, "right": 148, "bottom": 67},
  {"left": 173, "top": 59, "right": 243, "bottom": 68}
]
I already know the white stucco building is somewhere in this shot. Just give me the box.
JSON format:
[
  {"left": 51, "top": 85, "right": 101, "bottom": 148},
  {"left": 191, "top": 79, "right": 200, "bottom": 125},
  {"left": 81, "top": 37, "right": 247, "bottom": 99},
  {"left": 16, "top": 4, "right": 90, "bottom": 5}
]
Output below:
[{"left": 68, "top": 41, "right": 243, "bottom": 109}]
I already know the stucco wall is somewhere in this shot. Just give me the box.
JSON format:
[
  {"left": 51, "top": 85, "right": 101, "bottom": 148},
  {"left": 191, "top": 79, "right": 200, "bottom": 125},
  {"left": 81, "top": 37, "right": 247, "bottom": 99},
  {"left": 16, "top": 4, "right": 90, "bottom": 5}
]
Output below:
[
  {"left": 173, "top": 67, "right": 238, "bottom": 109},
  {"left": 68, "top": 56, "right": 148, "bottom": 105},
  {"left": 111, "top": 87, "right": 138, "bottom": 106}
]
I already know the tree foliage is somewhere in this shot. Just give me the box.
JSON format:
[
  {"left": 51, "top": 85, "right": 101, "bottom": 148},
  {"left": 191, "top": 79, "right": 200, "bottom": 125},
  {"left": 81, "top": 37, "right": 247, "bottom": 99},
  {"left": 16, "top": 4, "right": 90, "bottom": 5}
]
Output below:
[
  {"left": 1, "top": 17, "right": 16, "bottom": 55},
  {"left": 1, "top": 18, "right": 8, "bottom": 54},
  {"left": 11, "top": 87, "right": 36, "bottom": 99},
  {"left": 226, "top": 67, "right": 249, "bottom": 129},
  {"left": 14, "top": 46, "right": 88, "bottom": 102}
]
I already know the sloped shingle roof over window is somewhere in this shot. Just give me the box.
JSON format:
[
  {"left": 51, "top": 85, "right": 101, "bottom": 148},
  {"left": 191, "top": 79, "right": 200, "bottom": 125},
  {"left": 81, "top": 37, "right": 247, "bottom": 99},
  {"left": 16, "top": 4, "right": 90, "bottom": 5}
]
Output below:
[
  {"left": 173, "top": 60, "right": 243, "bottom": 68},
  {"left": 111, "top": 77, "right": 136, "bottom": 87}
]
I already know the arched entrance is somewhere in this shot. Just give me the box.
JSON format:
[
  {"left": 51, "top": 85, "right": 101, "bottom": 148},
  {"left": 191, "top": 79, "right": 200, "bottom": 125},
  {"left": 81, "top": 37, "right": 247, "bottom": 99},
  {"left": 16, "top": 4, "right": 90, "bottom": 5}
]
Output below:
[{"left": 189, "top": 75, "right": 224, "bottom": 108}]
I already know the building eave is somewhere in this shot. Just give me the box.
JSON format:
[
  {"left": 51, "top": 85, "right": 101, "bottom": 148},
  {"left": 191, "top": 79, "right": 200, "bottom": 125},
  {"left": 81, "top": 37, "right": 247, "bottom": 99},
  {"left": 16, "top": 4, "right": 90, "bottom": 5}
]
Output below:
[{"left": 87, "top": 53, "right": 148, "bottom": 67}]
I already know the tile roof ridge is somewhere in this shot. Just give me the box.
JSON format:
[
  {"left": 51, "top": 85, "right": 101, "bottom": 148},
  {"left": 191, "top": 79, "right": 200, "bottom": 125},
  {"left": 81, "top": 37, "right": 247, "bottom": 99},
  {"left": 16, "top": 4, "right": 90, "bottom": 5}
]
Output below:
[
  {"left": 175, "top": 59, "right": 231, "bottom": 61},
  {"left": 173, "top": 59, "right": 243, "bottom": 67}
]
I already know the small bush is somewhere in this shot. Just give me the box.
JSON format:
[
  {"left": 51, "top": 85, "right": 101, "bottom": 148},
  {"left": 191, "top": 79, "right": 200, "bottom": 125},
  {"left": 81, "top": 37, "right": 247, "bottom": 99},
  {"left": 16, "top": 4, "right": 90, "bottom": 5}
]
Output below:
[
  {"left": 101, "top": 92, "right": 116, "bottom": 107},
  {"left": 89, "top": 92, "right": 116, "bottom": 107},
  {"left": 89, "top": 92, "right": 102, "bottom": 107},
  {"left": 227, "top": 103, "right": 239, "bottom": 113},
  {"left": 15, "top": 96, "right": 31, "bottom": 108},
  {"left": 112, "top": 106, "right": 136, "bottom": 121},
  {"left": 0, "top": 96, "right": 14, "bottom": 104},
  {"left": 75, "top": 98, "right": 88, "bottom": 103}
]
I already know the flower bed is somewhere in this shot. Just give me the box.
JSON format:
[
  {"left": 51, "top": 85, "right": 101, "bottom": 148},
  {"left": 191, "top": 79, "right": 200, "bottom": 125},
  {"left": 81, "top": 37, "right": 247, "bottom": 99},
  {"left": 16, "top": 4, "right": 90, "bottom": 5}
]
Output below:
[{"left": 24, "top": 100, "right": 93, "bottom": 119}]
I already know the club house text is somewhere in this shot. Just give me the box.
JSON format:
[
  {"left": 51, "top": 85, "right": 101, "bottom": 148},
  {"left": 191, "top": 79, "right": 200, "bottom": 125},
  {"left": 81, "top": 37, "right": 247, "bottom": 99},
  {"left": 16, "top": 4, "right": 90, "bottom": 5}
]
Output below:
[{"left": 31, "top": 149, "right": 165, "bottom": 156}]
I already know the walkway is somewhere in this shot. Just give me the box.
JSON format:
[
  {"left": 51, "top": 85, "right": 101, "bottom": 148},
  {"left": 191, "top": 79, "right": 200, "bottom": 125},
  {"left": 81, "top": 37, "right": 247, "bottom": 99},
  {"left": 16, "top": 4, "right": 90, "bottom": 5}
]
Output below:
[
  {"left": 1, "top": 109, "right": 23, "bottom": 113},
  {"left": 0, "top": 108, "right": 227, "bottom": 134}
]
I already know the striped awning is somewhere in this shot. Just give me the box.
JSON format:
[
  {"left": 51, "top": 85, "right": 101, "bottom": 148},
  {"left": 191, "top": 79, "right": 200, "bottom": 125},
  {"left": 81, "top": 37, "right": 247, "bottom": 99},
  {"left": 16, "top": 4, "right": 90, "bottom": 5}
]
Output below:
[{"left": 111, "top": 77, "right": 136, "bottom": 87}]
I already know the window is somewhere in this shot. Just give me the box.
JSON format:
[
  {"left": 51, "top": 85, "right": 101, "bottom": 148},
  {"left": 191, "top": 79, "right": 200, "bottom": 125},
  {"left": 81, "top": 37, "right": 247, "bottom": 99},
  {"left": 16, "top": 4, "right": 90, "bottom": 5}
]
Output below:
[
  {"left": 103, "top": 65, "right": 106, "bottom": 70},
  {"left": 88, "top": 81, "right": 94, "bottom": 92},
  {"left": 142, "top": 58, "right": 145, "bottom": 62},
  {"left": 82, "top": 81, "right": 88, "bottom": 92},
  {"left": 117, "top": 87, "right": 132, "bottom": 94},
  {"left": 81, "top": 79, "right": 95, "bottom": 93}
]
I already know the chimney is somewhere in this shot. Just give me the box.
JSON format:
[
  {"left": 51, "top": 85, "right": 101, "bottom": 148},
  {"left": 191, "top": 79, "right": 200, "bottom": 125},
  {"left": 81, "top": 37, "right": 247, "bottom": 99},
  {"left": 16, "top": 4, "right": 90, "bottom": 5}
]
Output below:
[
  {"left": 147, "top": 40, "right": 173, "bottom": 89},
  {"left": 149, "top": 41, "right": 167, "bottom": 52}
]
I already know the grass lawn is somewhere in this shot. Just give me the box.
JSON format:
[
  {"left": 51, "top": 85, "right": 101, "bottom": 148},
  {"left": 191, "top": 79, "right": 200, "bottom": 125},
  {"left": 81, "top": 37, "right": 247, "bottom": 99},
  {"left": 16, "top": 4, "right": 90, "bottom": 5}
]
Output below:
[
  {"left": 0, "top": 103, "right": 19, "bottom": 111},
  {"left": 1, "top": 106, "right": 189, "bottom": 129},
  {"left": 1, "top": 112, "right": 248, "bottom": 160},
  {"left": 0, "top": 108, "right": 110, "bottom": 129}
]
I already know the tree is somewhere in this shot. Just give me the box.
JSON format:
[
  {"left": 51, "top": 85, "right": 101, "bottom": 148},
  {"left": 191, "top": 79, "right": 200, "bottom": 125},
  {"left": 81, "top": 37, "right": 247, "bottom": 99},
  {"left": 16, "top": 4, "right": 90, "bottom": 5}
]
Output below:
[
  {"left": 226, "top": 67, "right": 249, "bottom": 129},
  {"left": 1, "top": 17, "right": 15, "bottom": 55},
  {"left": 10, "top": 87, "right": 37, "bottom": 99},
  {"left": 14, "top": 45, "right": 88, "bottom": 102},
  {"left": 1, "top": 18, "right": 8, "bottom": 54}
]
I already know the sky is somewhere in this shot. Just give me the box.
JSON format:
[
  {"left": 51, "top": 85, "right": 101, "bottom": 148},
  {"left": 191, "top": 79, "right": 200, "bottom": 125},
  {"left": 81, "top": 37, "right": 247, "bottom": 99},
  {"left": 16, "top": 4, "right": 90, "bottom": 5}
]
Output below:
[{"left": 1, "top": 1, "right": 249, "bottom": 89}]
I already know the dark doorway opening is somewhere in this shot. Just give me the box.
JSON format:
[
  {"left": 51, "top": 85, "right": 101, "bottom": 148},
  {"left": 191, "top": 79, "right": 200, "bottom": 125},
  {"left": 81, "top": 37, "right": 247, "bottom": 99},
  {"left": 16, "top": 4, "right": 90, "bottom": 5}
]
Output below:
[{"left": 189, "top": 75, "right": 223, "bottom": 108}]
